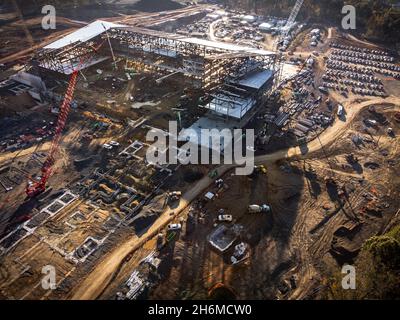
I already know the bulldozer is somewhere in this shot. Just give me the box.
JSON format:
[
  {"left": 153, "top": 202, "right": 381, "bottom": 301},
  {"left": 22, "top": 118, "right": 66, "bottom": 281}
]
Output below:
[{"left": 254, "top": 165, "right": 267, "bottom": 174}]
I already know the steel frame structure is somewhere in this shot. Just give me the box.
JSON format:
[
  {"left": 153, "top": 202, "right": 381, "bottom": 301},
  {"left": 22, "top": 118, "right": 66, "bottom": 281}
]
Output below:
[
  {"left": 200, "top": 68, "right": 273, "bottom": 122},
  {"left": 206, "top": 86, "right": 255, "bottom": 120},
  {"left": 35, "top": 40, "right": 108, "bottom": 75},
  {"left": 108, "top": 27, "right": 275, "bottom": 89},
  {"left": 34, "top": 26, "right": 275, "bottom": 91}
]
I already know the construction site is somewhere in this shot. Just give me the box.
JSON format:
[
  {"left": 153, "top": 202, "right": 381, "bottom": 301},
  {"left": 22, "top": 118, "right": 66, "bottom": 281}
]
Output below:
[{"left": 0, "top": 0, "right": 399, "bottom": 301}]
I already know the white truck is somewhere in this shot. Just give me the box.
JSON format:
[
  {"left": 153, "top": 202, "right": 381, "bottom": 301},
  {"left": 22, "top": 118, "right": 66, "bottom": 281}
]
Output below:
[
  {"left": 337, "top": 104, "right": 344, "bottom": 117},
  {"left": 248, "top": 204, "right": 271, "bottom": 214},
  {"left": 168, "top": 223, "right": 182, "bottom": 231},
  {"left": 218, "top": 215, "right": 233, "bottom": 222}
]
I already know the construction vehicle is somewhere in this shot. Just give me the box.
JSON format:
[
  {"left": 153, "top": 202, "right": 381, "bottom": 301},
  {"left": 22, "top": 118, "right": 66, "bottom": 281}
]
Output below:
[
  {"left": 215, "top": 178, "right": 224, "bottom": 188},
  {"left": 218, "top": 209, "right": 233, "bottom": 222},
  {"left": 254, "top": 165, "right": 267, "bottom": 174},
  {"left": 167, "top": 191, "right": 182, "bottom": 202},
  {"left": 365, "top": 119, "right": 378, "bottom": 127},
  {"left": 208, "top": 169, "right": 218, "bottom": 179},
  {"left": 248, "top": 204, "right": 271, "bottom": 214},
  {"left": 26, "top": 44, "right": 103, "bottom": 198},
  {"left": 230, "top": 242, "right": 250, "bottom": 265},
  {"left": 218, "top": 214, "right": 233, "bottom": 222}
]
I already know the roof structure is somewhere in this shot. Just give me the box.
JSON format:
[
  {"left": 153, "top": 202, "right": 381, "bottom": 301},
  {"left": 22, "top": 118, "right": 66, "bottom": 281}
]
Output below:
[
  {"left": 38, "top": 20, "right": 276, "bottom": 91},
  {"left": 179, "top": 37, "right": 274, "bottom": 56},
  {"left": 44, "top": 20, "right": 126, "bottom": 50},
  {"left": 179, "top": 118, "right": 232, "bottom": 152},
  {"left": 43, "top": 21, "right": 274, "bottom": 57},
  {"left": 233, "top": 69, "right": 273, "bottom": 90}
]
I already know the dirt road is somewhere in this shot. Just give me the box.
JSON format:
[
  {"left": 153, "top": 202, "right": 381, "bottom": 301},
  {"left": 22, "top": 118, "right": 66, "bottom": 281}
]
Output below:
[
  {"left": 70, "top": 163, "right": 235, "bottom": 300},
  {"left": 346, "top": 34, "right": 381, "bottom": 49},
  {"left": 208, "top": 18, "right": 221, "bottom": 42},
  {"left": 70, "top": 95, "right": 400, "bottom": 300}
]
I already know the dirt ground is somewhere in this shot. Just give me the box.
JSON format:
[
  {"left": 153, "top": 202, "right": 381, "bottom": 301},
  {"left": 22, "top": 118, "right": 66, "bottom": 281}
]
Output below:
[
  {"left": 0, "top": 3, "right": 399, "bottom": 301},
  {"left": 147, "top": 103, "right": 400, "bottom": 300}
]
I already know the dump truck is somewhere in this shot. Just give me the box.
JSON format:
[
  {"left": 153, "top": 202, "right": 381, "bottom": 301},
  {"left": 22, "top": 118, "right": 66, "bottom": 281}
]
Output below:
[{"left": 248, "top": 204, "right": 271, "bottom": 213}]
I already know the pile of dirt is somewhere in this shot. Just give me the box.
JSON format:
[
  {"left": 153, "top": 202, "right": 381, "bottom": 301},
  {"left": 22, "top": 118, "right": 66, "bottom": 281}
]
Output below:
[
  {"left": 133, "top": 0, "right": 184, "bottom": 12},
  {"left": 130, "top": 194, "right": 165, "bottom": 235}
]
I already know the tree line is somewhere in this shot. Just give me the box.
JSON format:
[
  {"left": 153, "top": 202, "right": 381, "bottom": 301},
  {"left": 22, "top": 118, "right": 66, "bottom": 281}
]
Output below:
[{"left": 222, "top": 0, "right": 400, "bottom": 46}]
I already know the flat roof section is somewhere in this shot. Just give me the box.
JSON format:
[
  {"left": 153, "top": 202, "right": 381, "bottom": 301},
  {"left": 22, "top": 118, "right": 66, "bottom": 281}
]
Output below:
[
  {"left": 233, "top": 69, "right": 273, "bottom": 90},
  {"left": 179, "top": 114, "right": 243, "bottom": 152},
  {"left": 208, "top": 225, "right": 237, "bottom": 252},
  {"left": 180, "top": 37, "right": 275, "bottom": 56},
  {"left": 44, "top": 20, "right": 126, "bottom": 50}
]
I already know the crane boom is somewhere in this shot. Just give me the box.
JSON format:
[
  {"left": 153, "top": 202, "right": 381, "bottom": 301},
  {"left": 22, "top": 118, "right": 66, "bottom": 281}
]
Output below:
[
  {"left": 25, "top": 40, "right": 105, "bottom": 198},
  {"left": 26, "top": 70, "right": 79, "bottom": 198},
  {"left": 283, "top": 0, "right": 304, "bottom": 38},
  {"left": 273, "top": 0, "right": 304, "bottom": 88}
]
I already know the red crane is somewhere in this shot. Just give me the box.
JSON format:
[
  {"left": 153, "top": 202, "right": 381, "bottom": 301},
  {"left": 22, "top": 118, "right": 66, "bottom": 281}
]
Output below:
[
  {"left": 26, "top": 70, "right": 78, "bottom": 197},
  {"left": 26, "top": 42, "right": 105, "bottom": 198}
]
